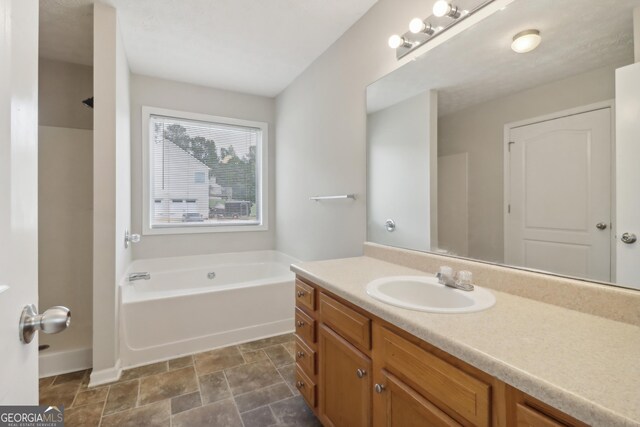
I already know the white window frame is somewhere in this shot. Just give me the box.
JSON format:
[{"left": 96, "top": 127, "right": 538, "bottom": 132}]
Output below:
[{"left": 142, "top": 106, "right": 269, "bottom": 235}]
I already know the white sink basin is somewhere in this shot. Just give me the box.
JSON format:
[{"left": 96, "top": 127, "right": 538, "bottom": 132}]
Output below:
[{"left": 366, "top": 275, "right": 495, "bottom": 314}]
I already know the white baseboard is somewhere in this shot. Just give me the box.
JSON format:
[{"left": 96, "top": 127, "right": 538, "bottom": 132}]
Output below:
[
  {"left": 39, "top": 347, "right": 92, "bottom": 378},
  {"left": 88, "top": 359, "right": 122, "bottom": 387}
]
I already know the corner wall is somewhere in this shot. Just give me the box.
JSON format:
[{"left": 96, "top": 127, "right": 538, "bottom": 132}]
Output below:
[
  {"left": 274, "top": 0, "right": 505, "bottom": 261},
  {"left": 92, "top": 2, "right": 131, "bottom": 380},
  {"left": 129, "top": 75, "right": 276, "bottom": 259}
]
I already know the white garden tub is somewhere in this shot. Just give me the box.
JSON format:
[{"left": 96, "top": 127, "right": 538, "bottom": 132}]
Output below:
[{"left": 119, "top": 250, "right": 297, "bottom": 367}]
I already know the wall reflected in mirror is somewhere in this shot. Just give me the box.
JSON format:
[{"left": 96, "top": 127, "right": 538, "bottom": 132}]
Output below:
[{"left": 366, "top": 0, "right": 640, "bottom": 290}]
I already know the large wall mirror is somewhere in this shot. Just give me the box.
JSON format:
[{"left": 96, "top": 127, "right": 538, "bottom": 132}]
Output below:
[{"left": 367, "top": 0, "right": 640, "bottom": 290}]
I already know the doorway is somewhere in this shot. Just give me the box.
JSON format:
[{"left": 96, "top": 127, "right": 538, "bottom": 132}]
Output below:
[{"left": 504, "top": 103, "right": 613, "bottom": 282}]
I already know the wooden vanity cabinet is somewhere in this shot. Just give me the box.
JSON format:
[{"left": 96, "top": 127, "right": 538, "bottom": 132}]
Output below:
[
  {"left": 318, "top": 324, "right": 372, "bottom": 427},
  {"left": 294, "top": 275, "right": 588, "bottom": 427}
]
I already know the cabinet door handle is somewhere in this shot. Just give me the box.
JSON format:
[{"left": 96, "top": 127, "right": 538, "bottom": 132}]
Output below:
[
  {"left": 296, "top": 320, "right": 305, "bottom": 327},
  {"left": 356, "top": 368, "right": 367, "bottom": 378},
  {"left": 374, "top": 383, "right": 386, "bottom": 393},
  {"left": 296, "top": 381, "right": 305, "bottom": 389},
  {"left": 297, "top": 290, "right": 305, "bottom": 297},
  {"left": 297, "top": 351, "right": 305, "bottom": 359}
]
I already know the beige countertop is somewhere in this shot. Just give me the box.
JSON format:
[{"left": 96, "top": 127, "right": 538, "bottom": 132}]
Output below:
[{"left": 291, "top": 256, "right": 640, "bottom": 427}]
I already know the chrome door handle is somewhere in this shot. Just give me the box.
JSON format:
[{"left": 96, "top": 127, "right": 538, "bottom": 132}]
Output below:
[
  {"left": 296, "top": 320, "right": 305, "bottom": 327},
  {"left": 19, "top": 304, "right": 70, "bottom": 343},
  {"left": 356, "top": 368, "right": 367, "bottom": 378},
  {"left": 621, "top": 233, "right": 637, "bottom": 244},
  {"left": 596, "top": 222, "right": 608, "bottom": 230},
  {"left": 374, "top": 383, "right": 386, "bottom": 393},
  {"left": 385, "top": 219, "right": 396, "bottom": 232},
  {"left": 296, "top": 290, "right": 305, "bottom": 297}
]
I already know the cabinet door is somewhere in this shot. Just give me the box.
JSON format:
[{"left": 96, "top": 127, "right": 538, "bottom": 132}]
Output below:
[
  {"left": 373, "top": 369, "right": 462, "bottom": 427},
  {"left": 319, "top": 324, "right": 372, "bottom": 427}
]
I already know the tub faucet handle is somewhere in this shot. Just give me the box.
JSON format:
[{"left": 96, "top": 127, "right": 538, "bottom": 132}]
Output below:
[{"left": 124, "top": 229, "right": 141, "bottom": 248}]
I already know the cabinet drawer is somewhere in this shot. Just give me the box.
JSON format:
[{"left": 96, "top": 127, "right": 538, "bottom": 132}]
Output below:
[
  {"left": 516, "top": 404, "right": 566, "bottom": 427},
  {"left": 319, "top": 293, "right": 371, "bottom": 353},
  {"left": 295, "top": 337, "right": 316, "bottom": 377},
  {"left": 295, "top": 279, "right": 316, "bottom": 312},
  {"left": 296, "top": 366, "right": 317, "bottom": 408},
  {"left": 377, "top": 326, "right": 490, "bottom": 427},
  {"left": 295, "top": 308, "right": 316, "bottom": 343}
]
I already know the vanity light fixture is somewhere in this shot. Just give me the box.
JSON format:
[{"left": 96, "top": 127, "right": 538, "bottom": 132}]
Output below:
[
  {"left": 389, "top": 0, "right": 496, "bottom": 60},
  {"left": 409, "top": 18, "right": 436, "bottom": 35},
  {"left": 511, "top": 29, "right": 541, "bottom": 53},
  {"left": 388, "top": 34, "right": 413, "bottom": 49},
  {"left": 433, "top": 1, "right": 462, "bottom": 19}
]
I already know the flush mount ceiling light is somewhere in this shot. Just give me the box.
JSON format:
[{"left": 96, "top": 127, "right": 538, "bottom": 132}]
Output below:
[
  {"left": 409, "top": 18, "right": 436, "bottom": 35},
  {"left": 433, "top": 1, "right": 462, "bottom": 19},
  {"left": 511, "top": 29, "right": 541, "bottom": 53},
  {"left": 388, "top": 34, "right": 413, "bottom": 49}
]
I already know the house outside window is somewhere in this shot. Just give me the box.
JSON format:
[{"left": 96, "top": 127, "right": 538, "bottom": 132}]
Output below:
[{"left": 142, "top": 107, "right": 268, "bottom": 234}]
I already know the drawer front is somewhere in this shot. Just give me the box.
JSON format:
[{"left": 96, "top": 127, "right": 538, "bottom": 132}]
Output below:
[
  {"left": 516, "top": 404, "right": 564, "bottom": 427},
  {"left": 295, "top": 279, "right": 316, "bottom": 312},
  {"left": 377, "top": 326, "right": 490, "bottom": 427},
  {"left": 295, "top": 307, "right": 316, "bottom": 343},
  {"left": 319, "top": 293, "right": 371, "bottom": 352},
  {"left": 296, "top": 366, "right": 317, "bottom": 408},
  {"left": 295, "top": 337, "right": 316, "bottom": 377}
]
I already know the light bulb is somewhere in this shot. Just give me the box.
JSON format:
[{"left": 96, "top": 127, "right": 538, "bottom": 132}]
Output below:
[
  {"left": 511, "top": 29, "right": 541, "bottom": 53},
  {"left": 409, "top": 18, "right": 426, "bottom": 34},
  {"left": 433, "top": 1, "right": 452, "bottom": 17},
  {"left": 409, "top": 18, "right": 435, "bottom": 35},
  {"left": 388, "top": 34, "right": 406, "bottom": 49}
]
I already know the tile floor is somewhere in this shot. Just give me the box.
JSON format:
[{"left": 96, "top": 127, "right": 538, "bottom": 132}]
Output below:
[{"left": 39, "top": 333, "right": 321, "bottom": 427}]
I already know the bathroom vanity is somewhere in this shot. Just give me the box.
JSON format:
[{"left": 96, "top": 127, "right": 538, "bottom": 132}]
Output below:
[{"left": 291, "top": 244, "right": 640, "bottom": 427}]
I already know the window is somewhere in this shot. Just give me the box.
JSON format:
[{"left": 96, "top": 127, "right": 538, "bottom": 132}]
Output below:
[
  {"left": 194, "top": 171, "right": 206, "bottom": 183},
  {"left": 143, "top": 107, "right": 268, "bottom": 234}
]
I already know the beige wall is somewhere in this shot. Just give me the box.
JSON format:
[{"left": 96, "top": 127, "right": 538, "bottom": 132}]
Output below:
[
  {"left": 38, "top": 127, "right": 93, "bottom": 352},
  {"left": 129, "top": 75, "right": 276, "bottom": 259},
  {"left": 438, "top": 64, "right": 619, "bottom": 263},
  {"left": 38, "top": 58, "right": 94, "bottom": 358},
  {"left": 92, "top": 3, "right": 131, "bottom": 376},
  {"left": 367, "top": 91, "right": 436, "bottom": 252},
  {"left": 39, "top": 58, "right": 93, "bottom": 130}
]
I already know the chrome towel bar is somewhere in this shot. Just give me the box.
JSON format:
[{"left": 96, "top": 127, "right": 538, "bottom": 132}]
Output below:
[{"left": 309, "top": 194, "right": 356, "bottom": 201}]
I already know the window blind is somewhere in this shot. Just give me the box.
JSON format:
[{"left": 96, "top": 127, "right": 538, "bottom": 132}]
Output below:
[{"left": 149, "top": 114, "right": 261, "bottom": 227}]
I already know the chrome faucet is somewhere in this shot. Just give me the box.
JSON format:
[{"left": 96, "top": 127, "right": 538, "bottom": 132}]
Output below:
[
  {"left": 129, "top": 272, "right": 150, "bottom": 282},
  {"left": 435, "top": 266, "right": 474, "bottom": 292}
]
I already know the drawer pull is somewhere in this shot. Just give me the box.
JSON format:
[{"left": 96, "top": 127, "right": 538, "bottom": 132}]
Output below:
[
  {"left": 374, "top": 383, "right": 386, "bottom": 393},
  {"left": 296, "top": 320, "right": 305, "bottom": 328},
  {"left": 296, "top": 381, "right": 305, "bottom": 389},
  {"left": 297, "top": 290, "right": 306, "bottom": 297},
  {"left": 297, "top": 351, "right": 305, "bottom": 359},
  {"left": 356, "top": 368, "right": 367, "bottom": 378}
]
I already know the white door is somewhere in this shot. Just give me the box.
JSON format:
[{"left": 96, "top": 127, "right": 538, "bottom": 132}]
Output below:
[
  {"left": 615, "top": 63, "right": 640, "bottom": 290},
  {"left": 0, "top": 0, "right": 40, "bottom": 404},
  {"left": 505, "top": 108, "right": 612, "bottom": 282}
]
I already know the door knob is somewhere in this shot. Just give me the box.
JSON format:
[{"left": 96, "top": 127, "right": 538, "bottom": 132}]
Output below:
[
  {"left": 596, "top": 222, "right": 608, "bottom": 230},
  {"left": 374, "top": 384, "right": 386, "bottom": 393},
  {"left": 621, "top": 233, "right": 637, "bottom": 244},
  {"left": 385, "top": 219, "right": 396, "bottom": 232},
  {"left": 19, "top": 304, "right": 71, "bottom": 343},
  {"left": 356, "top": 368, "right": 367, "bottom": 378}
]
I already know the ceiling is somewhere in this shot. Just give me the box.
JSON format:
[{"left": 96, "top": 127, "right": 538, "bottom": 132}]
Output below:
[
  {"left": 39, "top": 0, "right": 378, "bottom": 97},
  {"left": 367, "top": 0, "right": 637, "bottom": 115}
]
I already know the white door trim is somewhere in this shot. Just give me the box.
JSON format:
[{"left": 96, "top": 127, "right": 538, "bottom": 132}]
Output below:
[{"left": 503, "top": 100, "right": 616, "bottom": 280}]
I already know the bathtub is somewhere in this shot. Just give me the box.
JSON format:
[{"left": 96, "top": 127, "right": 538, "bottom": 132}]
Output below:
[{"left": 119, "top": 250, "right": 297, "bottom": 368}]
